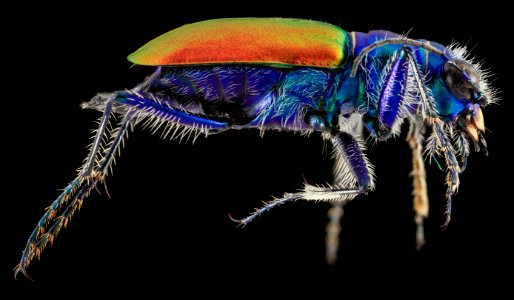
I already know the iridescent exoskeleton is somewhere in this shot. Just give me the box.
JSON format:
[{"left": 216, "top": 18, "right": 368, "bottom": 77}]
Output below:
[{"left": 15, "top": 18, "right": 498, "bottom": 278}]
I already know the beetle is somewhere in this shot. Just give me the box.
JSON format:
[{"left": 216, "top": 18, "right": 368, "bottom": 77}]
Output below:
[{"left": 15, "top": 18, "right": 497, "bottom": 278}]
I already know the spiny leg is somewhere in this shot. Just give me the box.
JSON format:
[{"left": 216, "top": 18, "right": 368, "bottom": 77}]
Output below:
[
  {"left": 406, "top": 50, "right": 461, "bottom": 228},
  {"left": 15, "top": 65, "right": 232, "bottom": 279},
  {"left": 364, "top": 47, "right": 430, "bottom": 250},
  {"left": 14, "top": 104, "right": 137, "bottom": 279},
  {"left": 429, "top": 119, "right": 460, "bottom": 228},
  {"left": 325, "top": 113, "right": 371, "bottom": 265},
  {"left": 33, "top": 87, "right": 232, "bottom": 262},
  {"left": 231, "top": 122, "right": 374, "bottom": 231},
  {"left": 29, "top": 111, "right": 137, "bottom": 274},
  {"left": 14, "top": 98, "right": 115, "bottom": 279},
  {"left": 17, "top": 91, "right": 231, "bottom": 276},
  {"left": 40, "top": 110, "right": 133, "bottom": 276},
  {"left": 407, "top": 119, "right": 429, "bottom": 249},
  {"left": 454, "top": 131, "right": 470, "bottom": 172},
  {"left": 115, "top": 90, "right": 230, "bottom": 140},
  {"left": 229, "top": 185, "right": 364, "bottom": 226},
  {"left": 405, "top": 50, "right": 438, "bottom": 120}
]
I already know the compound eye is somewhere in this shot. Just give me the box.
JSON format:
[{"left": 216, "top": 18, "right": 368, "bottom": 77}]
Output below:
[
  {"left": 443, "top": 61, "right": 474, "bottom": 99},
  {"left": 458, "top": 61, "right": 480, "bottom": 87}
]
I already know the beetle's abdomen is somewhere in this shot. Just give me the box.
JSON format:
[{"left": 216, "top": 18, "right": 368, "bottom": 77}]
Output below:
[
  {"left": 148, "top": 66, "right": 334, "bottom": 131},
  {"left": 150, "top": 66, "right": 284, "bottom": 124}
]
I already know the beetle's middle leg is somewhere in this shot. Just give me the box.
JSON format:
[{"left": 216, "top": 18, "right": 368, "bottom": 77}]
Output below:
[{"left": 230, "top": 114, "right": 375, "bottom": 227}]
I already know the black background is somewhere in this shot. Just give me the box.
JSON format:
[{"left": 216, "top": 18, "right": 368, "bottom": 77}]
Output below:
[{"left": 4, "top": 3, "right": 512, "bottom": 296}]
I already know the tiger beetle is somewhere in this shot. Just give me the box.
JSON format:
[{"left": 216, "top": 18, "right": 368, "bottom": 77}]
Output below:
[{"left": 15, "top": 18, "right": 498, "bottom": 279}]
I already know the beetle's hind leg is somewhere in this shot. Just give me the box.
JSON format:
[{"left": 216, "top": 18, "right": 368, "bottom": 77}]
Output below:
[
  {"left": 114, "top": 91, "right": 231, "bottom": 142},
  {"left": 14, "top": 98, "right": 114, "bottom": 279}
]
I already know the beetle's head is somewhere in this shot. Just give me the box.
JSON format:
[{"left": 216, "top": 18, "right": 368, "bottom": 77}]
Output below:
[
  {"left": 432, "top": 45, "right": 498, "bottom": 154},
  {"left": 443, "top": 59, "right": 486, "bottom": 145}
]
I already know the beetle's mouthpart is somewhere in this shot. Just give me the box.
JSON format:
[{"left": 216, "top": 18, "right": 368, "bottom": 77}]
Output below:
[
  {"left": 464, "top": 107, "right": 484, "bottom": 142},
  {"left": 463, "top": 107, "right": 488, "bottom": 155},
  {"left": 465, "top": 107, "right": 485, "bottom": 142}
]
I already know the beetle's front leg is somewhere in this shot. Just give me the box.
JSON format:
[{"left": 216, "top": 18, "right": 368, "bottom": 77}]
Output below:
[
  {"left": 405, "top": 51, "right": 461, "bottom": 228},
  {"left": 429, "top": 119, "right": 461, "bottom": 227},
  {"left": 407, "top": 118, "right": 429, "bottom": 249}
]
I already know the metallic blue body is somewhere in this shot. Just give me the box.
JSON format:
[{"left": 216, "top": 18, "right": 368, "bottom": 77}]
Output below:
[
  {"left": 16, "top": 24, "right": 494, "bottom": 279},
  {"left": 113, "top": 30, "right": 469, "bottom": 140}
]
